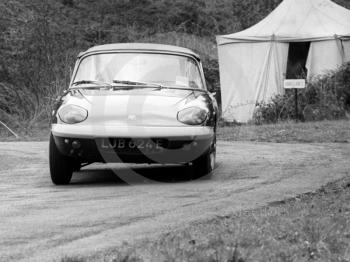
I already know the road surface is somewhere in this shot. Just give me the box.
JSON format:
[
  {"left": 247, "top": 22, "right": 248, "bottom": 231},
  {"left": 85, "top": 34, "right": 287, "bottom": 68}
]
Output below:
[{"left": 0, "top": 141, "right": 349, "bottom": 261}]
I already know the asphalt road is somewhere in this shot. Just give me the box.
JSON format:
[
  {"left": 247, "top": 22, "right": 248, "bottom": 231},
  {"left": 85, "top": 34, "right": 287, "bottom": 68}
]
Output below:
[{"left": 0, "top": 141, "right": 349, "bottom": 261}]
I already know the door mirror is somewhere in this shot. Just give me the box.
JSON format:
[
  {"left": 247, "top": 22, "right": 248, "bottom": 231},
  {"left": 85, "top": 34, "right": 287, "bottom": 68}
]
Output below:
[{"left": 206, "top": 80, "right": 215, "bottom": 93}]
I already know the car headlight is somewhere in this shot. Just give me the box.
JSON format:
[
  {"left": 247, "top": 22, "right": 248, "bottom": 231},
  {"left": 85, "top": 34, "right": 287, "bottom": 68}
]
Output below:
[
  {"left": 58, "top": 105, "right": 88, "bottom": 124},
  {"left": 177, "top": 107, "right": 208, "bottom": 125}
]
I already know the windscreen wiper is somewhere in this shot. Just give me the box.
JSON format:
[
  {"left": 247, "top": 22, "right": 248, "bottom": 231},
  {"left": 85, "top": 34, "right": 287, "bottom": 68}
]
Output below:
[
  {"left": 113, "top": 80, "right": 162, "bottom": 89},
  {"left": 72, "top": 80, "right": 112, "bottom": 87},
  {"left": 151, "top": 85, "right": 208, "bottom": 93},
  {"left": 113, "top": 80, "right": 207, "bottom": 93}
]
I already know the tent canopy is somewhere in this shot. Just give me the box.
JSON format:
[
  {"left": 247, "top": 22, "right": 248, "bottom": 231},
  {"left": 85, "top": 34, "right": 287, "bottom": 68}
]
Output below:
[
  {"left": 216, "top": 0, "right": 350, "bottom": 123},
  {"left": 218, "top": 0, "right": 350, "bottom": 44}
]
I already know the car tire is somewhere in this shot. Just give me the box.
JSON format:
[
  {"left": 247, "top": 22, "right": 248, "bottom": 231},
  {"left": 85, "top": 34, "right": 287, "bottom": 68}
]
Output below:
[
  {"left": 192, "top": 137, "right": 216, "bottom": 179},
  {"left": 49, "top": 134, "right": 74, "bottom": 185},
  {"left": 72, "top": 161, "right": 82, "bottom": 172}
]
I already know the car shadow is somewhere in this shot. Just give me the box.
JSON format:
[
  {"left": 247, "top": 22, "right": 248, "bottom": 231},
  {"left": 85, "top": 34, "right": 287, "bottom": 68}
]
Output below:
[{"left": 70, "top": 164, "right": 196, "bottom": 186}]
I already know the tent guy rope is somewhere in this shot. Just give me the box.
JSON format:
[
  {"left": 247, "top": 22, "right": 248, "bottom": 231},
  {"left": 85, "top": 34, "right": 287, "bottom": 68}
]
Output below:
[{"left": 0, "top": 120, "right": 19, "bottom": 138}]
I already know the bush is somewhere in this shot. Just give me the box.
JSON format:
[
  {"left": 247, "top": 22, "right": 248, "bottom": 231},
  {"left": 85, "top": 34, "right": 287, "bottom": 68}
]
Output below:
[{"left": 253, "top": 62, "right": 350, "bottom": 124}]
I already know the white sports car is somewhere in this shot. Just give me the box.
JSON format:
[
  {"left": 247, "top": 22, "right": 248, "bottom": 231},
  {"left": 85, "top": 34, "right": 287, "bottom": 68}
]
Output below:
[{"left": 50, "top": 43, "right": 219, "bottom": 185}]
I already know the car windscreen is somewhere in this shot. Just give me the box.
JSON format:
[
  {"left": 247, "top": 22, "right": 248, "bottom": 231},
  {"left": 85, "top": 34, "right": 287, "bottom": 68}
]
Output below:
[{"left": 73, "top": 53, "right": 204, "bottom": 89}]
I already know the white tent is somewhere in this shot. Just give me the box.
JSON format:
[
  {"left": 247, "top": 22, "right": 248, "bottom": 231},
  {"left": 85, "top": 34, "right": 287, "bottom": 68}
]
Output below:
[{"left": 217, "top": 0, "right": 350, "bottom": 123}]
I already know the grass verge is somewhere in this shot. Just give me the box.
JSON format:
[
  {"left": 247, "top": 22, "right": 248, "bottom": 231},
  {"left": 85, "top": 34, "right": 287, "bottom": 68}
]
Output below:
[
  {"left": 60, "top": 175, "right": 350, "bottom": 262},
  {"left": 0, "top": 123, "right": 50, "bottom": 142},
  {"left": 1, "top": 120, "right": 349, "bottom": 143},
  {"left": 218, "top": 120, "right": 350, "bottom": 143}
]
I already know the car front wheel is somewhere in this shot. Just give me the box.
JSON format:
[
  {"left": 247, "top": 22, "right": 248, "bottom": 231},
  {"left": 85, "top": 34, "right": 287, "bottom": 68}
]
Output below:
[
  {"left": 49, "top": 134, "right": 74, "bottom": 185},
  {"left": 192, "top": 137, "right": 216, "bottom": 179}
]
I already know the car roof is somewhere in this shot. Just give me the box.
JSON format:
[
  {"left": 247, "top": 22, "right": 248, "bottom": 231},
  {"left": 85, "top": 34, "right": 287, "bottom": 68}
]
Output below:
[{"left": 78, "top": 43, "right": 200, "bottom": 60}]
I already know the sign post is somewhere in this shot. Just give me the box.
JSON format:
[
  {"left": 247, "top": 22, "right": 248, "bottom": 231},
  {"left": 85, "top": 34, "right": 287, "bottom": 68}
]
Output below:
[{"left": 284, "top": 79, "right": 306, "bottom": 121}]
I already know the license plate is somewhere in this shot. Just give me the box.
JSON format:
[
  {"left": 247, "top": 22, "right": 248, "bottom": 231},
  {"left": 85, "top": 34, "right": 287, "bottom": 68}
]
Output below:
[{"left": 100, "top": 138, "right": 164, "bottom": 153}]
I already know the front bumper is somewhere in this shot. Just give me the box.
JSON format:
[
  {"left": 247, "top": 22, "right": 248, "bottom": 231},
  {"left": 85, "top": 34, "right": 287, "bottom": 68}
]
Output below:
[
  {"left": 52, "top": 124, "right": 214, "bottom": 164},
  {"left": 51, "top": 124, "right": 213, "bottom": 139}
]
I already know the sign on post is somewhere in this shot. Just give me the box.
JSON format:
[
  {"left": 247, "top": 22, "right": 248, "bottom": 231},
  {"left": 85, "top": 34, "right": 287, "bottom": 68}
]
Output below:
[
  {"left": 284, "top": 79, "right": 306, "bottom": 89},
  {"left": 283, "top": 79, "right": 306, "bottom": 122}
]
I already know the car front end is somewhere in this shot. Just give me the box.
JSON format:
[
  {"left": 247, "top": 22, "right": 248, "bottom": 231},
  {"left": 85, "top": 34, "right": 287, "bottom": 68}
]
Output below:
[{"left": 49, "top": 43, "right": 218, "bottom": 185}]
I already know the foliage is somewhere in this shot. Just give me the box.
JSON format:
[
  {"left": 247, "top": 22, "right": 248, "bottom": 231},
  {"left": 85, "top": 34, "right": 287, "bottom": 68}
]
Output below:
[
  {"left": 253, "top": 63, "right": 350, "bottom": 124},
  {"left": 0, "top": 0, "right": 350, "bottom": 132}
]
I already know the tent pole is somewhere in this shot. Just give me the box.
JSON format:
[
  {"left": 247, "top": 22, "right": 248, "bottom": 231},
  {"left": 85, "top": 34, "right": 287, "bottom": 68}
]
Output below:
[{"left": 295, "top": 89, "right": 299, "bottom": 122}]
